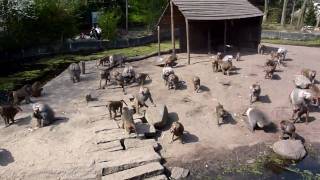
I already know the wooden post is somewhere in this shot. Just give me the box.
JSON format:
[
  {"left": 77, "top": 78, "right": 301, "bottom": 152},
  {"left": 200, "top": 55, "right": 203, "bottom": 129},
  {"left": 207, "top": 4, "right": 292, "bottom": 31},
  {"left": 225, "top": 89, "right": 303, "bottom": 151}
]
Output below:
[
  {"left": 126, "top": 0, "right": 128, "bottom": 33},
  {"left": 186, "top": 18, "right": 190, "bottom": 65},
  {"left": 208, "top": 28, "right": 211, "bottom": 54},
  {"left": 224, "top": 20, "right": 227, "bottom": 53},
  {"left": 170, "top": 0, "right": 176, "bottom": 56},
  {"left": 158, "top": 26, "right": 161, "bottom": 57}
]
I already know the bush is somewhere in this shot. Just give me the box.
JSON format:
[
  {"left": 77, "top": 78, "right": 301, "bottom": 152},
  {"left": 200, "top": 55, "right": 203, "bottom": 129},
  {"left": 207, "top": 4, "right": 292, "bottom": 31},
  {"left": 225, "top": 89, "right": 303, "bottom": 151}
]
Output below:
[
  {"left": 98, "top": 9, "right": 121, "bottom": 40},
  {"left": 304, "top": 5, "right": 317, "bottom": 26}
]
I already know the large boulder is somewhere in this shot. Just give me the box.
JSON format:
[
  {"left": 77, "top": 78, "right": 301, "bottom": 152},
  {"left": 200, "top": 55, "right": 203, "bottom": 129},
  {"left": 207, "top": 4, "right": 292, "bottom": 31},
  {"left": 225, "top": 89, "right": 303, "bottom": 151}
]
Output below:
[
  {"left": 145, "top": 104, "right": 169, "bottom": 129},
  {"left": 272, "top": 140, "right": 306, "bottom": 160},
  {"left": 170, "top": 167, "right": 190, "bottom": 179},
  {"left": 294, "top": 75, "right": 311, "bottom": 89}
]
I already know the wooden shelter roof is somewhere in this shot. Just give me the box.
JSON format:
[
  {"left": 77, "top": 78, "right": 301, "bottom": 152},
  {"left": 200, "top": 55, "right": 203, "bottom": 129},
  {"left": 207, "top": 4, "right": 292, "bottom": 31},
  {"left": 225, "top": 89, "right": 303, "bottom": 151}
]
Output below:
[{"left": 172, "top": 0, "right": 263, "bottom": 20}]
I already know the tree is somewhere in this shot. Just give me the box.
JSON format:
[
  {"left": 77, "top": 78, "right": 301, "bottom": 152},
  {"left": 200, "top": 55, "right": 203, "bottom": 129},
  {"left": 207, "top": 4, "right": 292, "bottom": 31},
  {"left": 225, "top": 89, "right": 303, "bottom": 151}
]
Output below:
[
  {"left": 290, "top": 0, "right": 296, "bottom": 25},
  {"left": 263, "top": 0, "right": 269, "bottom": 23},
  {"left": 281, "top": 0, "right": 289, "bottom": 26},
  {"left": 98, "top": 9, "right": 120, "bottom": 40},
  {"left": 304, "top": 3, "right": 317, "bottom": 26},
  {"left": 296, "top": 0, "right": 308, "bottom": 29}
]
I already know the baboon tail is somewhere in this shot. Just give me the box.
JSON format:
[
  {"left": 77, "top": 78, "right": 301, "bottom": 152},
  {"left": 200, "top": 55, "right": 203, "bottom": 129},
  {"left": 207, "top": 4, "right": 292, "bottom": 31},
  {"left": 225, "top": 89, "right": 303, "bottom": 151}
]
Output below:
[{"left": 121, "top": 100, "right": 128, "bottom": 106}]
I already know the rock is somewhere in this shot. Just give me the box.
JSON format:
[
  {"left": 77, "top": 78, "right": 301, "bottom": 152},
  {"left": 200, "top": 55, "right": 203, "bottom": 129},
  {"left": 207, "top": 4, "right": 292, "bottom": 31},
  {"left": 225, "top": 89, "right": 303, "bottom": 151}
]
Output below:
[
  {"left": 136, "top": 122, "right": 157, "bottom": 138},
  {"left": 145, "top": 174, "right": 168, "bottom": 180},
  {"left": 124, "top": 138, "right": 160, "bottom": 151},
  {"left": 101, "top": 162, "right": 164, "bottom": 180},
  {"left": 273, "top": 140, "right": 306, "bottom": 160},
  {"left": 295, "top": 75, "right": 311, "bottom": 89},
  {"left": 145, "top": 104, "right": 169, "bottom": 129},
  {"left": 170, "top": 167, "right": 190, "bottom": 179}
]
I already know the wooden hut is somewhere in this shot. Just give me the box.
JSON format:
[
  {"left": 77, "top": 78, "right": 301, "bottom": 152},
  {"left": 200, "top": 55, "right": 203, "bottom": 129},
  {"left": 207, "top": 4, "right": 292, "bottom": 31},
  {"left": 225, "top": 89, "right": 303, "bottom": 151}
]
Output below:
[{"left": 157, "top": 0, "right": 263, "bottom": 64}]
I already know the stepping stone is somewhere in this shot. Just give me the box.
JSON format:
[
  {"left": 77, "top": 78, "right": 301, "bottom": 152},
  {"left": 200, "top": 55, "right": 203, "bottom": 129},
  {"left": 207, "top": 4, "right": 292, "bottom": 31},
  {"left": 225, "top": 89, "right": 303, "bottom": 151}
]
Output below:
[
  {"left": 88, "top": 140, "right": 124, "bottom": 153},
  {"left": 170, "top": 167, "right": 190, "bottom": 179},
  {"left": 101, "top": 162, "right": 164, "bottom": 180},
  {"left": 124, "top": 138, "right": 159, "bottom": 151},
  {"left": 135, "top": 122, "right": 157, "bottom": 138},
  {"left": 145, "top": 174, "right": 168, "bottom": 180}
]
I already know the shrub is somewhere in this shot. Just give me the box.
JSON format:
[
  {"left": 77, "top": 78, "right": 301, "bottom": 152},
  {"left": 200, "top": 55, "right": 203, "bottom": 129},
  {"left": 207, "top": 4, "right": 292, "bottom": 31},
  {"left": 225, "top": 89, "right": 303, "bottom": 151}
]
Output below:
[{"left": 98, "top": 9, "right": 121, "bottom": 40}]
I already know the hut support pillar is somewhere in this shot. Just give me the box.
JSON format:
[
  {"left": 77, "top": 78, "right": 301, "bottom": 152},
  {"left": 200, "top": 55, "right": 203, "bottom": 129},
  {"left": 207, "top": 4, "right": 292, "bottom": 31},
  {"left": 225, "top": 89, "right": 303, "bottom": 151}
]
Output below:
[
  {"left": 224, "top": 20, "right": 227, "bottom": 53},
  {"left": 186, "top": 18, "right": 190, "bottom": 65},
  {"left": 158, "top": 26, "right": 161, "bottom": 57},
  {"left": 170, "top": 0, "right": 176, "bottom": 56},
  {"left": 208, "top": 28, "right": 211, "bottom": 54}
]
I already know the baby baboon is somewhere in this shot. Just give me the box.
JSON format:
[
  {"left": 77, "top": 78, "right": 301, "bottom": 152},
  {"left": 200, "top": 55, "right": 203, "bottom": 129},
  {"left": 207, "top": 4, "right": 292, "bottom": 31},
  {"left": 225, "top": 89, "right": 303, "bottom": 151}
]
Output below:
[
  {"left": 121, "top": 107, "right": 136, "bottom": 134},
  {"left": 216, "top": 103, "right": 227, "bottom": 126},
  {"left": 258, "top": 43, "right": 266, "bottom": 54},
  {"left": 167, "top": 74, "right": 179, "bottom": 90},
  {"left": 32, "top": 103, "right": 55, "bottom": 128},
  {"left": 219, "top": 61, "right": 233, "bottom": 76},
  {"left": 235, "top": 52, "right": 241, "bottom": 61},
  {"left": 193, "top": 76, "right": 201, "bottom": 93},
  {"left": 170, "top": 121, "right": 184, "bottom": 143},
  {"left": 135, "top": 73, "right": 151, "bottom": 85},
  {"left": 68, "top": 63, "right": 81, "bottom": 83},
  {"left": 106, "top": 100, "right": 128, "bottom": 119},
  {"left": 0, "top": 105, "right": 22, "bottom": 127},
  {"left": 31, "top": 81, "right": 43, "bottom": 97},
  {"left": 301, "top": 68, "right": 316, "bottom": 84},
  {"left": 250, "top": 84, "right": 261, "bottom": 104},
  {"left": 242, "top": 107, "right": 272, "bottom": 132},
  {"left": 12, "top": 84, "right": 32, "bottom": 105},
  {"left": 162, "top": 67, "right": 174, "bottom": 85},
  {"left": 280, "top": 120, "right": 297, "bottom": 140},
  {"left": 130, "top": 87, "right": 155, "bottom": 114},
  {"left": 99, "top": 68, "right": 111, "bottom": 89},
  {"left": 264, "top": 64, "right": 277, "bottom": 79},
  {"left": 164, "top": 54, "right": 177, "bottom": 67}
]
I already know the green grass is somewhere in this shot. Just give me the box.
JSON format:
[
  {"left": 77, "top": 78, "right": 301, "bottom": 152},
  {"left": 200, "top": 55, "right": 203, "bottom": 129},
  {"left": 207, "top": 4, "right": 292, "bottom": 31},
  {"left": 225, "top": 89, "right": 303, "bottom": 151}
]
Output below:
[
  {"left": 0, "top": 40, "right": 178, "bottom": 91},
  {"left": 262, "top": 38, "right": 320, "bottom": 47}
]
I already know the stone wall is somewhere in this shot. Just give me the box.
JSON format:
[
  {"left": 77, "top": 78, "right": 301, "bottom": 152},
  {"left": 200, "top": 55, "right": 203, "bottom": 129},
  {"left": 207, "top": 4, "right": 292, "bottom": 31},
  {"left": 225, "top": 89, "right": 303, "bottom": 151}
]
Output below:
[{"left": 262, "top": 30, "right": 320, "bottom": 41}]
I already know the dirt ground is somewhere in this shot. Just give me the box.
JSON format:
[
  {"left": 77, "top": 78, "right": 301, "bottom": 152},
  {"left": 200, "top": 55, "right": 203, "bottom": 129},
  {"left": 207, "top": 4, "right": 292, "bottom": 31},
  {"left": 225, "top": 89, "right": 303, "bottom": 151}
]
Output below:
[{"left": 1, "top": 44, "right": 320, "bottom": 179}]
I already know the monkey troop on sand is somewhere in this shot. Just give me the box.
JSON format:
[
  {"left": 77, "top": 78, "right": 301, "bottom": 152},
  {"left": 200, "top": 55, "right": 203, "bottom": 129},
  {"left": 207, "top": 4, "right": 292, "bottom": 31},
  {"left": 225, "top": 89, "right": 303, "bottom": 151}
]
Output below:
[{"left": 0, "top": 45, "right": 318, "bottom": 144}]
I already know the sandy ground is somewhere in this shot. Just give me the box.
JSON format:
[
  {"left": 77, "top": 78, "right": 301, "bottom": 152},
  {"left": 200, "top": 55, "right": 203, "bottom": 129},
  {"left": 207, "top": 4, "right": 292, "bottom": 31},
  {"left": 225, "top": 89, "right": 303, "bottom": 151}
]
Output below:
[{"left": 0, "top": 44, "right": 320, "bottom": 179}]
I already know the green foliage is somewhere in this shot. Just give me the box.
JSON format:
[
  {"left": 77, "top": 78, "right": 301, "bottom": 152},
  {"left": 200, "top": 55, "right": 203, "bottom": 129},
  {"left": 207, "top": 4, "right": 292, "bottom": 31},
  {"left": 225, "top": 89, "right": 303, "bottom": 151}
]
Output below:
[
  {"left": 98, "top": 9, "right": 121, "bottom": 40},
  {"left": 304, "top": 4, "right": 317, "bottom": 26}
]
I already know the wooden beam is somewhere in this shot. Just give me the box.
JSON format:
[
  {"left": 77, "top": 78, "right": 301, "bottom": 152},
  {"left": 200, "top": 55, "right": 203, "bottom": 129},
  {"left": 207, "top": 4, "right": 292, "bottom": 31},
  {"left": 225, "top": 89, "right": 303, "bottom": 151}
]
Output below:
[
  {"left": 186, "top": 18, "right": 190, "bottom": 65},
  {"left": 208, "top": 28, "right": 211, "bottom": 54},
  {"left": 126, "top": 0, "right": 128, "bottom": 33},
  {"left": 224, "top": 20, "right": 227, "bottom": 53},
  {"left": 170, "top": 0, "right": 176, "bottom": 56},
  {"left": 158, "top": 26, "right": 161, "bottom": 57}
]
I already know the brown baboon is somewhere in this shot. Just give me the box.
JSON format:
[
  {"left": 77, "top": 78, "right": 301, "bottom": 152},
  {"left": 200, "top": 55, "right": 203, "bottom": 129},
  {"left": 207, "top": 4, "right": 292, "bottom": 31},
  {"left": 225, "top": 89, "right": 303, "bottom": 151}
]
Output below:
[
  {"left": 85, "top": 94, "right": 94, "bottom": 104},
  {"left": 216, "top": 103, "right": 227, "bottom": 126},
  {"left": 162, "top": 67, "right": 174, "bottom": 85},
  {"left": 68, "top": 63, "right": 81, "bottom": 83},
  {"left": 264, "top": 64, "right": 277, "bottom": 79},
  {"left": 193, "top": 76, "right": 201, "bottom": 93},
  {"left": 301, "top": 68, "right": 316, "bottom": 84},
  {"left": 235, "top": 52, "right": 241, "bottom": 61},
  {"left": 110, "top": 54, "right": 126, "bottom": 68},
  {"left": 0, "top": 105, "right": 22, "bottom": 127},
  {"left": 242, "top": 107, "right": 272, "bottom": 132},
  {"left": 250, "top": 84, "right": 261, "bottom": 104},
  {"left": 219, "top": 61, "right": 233, "bottom": 76},
  {"left": 170, "top": 121, "right": 184, "bottom": 143},
  {"left": 121, "top": 107, "right": 136, "bottom": 134},
  {"left": 164, "top": 54, "right": 178, "bottom": 67},
  {"left": 212, "top": 59, "right": 221, "bottom": 72},
  {"left": 309, "top": 84, "right": 320, "bottom": 106},
  {"left": 106, "top": 100, "right": 128, "bottom": 119},
  {"left": 31, "top": 81, "right": 43, "bottom": 97},
  {"left": 167, "top": 74, "right": 179, "bottom": 90},
  {"left": 135, "top": 73, "right": 151, "bottom": 85},
  {"left": 111, "top": 71, "right": 125, "bottom": 93},
  {"left": 97, "top": 56, "right": 110, "bottom": 66},
  {"left": 216, "top": 52, "right": 223, "bottom": 60},
  {"left": 130, "top": 87, "right": 155, "bottom": 114},
  {"left": 280, "top": 120, "right": 297, "bottom": 140},
  {"left": 99, "top": 69, "right": 111, "bottom": 89},
  {"left": 270, "top": 51, "right": 278, "bottom": 61},
  {"left": 12, "top": 84, "right": 32, "bottom": 105},
  {"left": 265, "top": 59, "right": 276, "bottom": 67},
  {"left": 258, "top": 43, "right": 266, "bottom": 54},
  {"left": 32, "top": 103, "right": 55, "bottom": 128},
  {"left": 292, "top": 104, "right": 309, "bottom": 124}
]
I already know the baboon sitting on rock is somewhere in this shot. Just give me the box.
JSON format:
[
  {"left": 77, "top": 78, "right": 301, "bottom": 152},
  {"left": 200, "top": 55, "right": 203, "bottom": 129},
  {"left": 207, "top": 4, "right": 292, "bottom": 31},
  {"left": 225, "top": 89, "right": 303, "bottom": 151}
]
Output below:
[{"left": 0, "top": 105, "right": 22, "bottom": 127}]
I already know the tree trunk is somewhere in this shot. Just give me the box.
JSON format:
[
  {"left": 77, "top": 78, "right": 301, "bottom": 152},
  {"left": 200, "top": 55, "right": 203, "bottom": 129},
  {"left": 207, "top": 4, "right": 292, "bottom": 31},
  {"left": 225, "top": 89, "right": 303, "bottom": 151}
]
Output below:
[
  {"left": 296, "top": 0, "right": 308, "bottom": 29},
  {"left": 316, "top": 16, "right": 320, "bottom": 27},
  {"left": 263, "top": 0, "right": 269, "bottom": 23},
  {"left": 290, "top": 0, "right": 296, "bottom": 25},
  {"left": 281, "top": 0, "right": 289, "bottom": 26}
]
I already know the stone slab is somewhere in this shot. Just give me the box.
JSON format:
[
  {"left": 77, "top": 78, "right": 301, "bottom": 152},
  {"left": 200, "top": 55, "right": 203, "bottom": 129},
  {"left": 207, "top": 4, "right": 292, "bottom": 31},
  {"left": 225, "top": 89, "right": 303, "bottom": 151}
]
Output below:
[{"left": 145, "top": 174, "right": 168, "bottom": 180}]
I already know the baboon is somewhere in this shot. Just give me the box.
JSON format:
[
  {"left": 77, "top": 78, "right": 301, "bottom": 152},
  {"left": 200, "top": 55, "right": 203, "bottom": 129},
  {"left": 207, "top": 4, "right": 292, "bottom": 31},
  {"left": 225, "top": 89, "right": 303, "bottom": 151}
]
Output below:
[
  {"left": 85, "top": 94, "right": 94, "bottom": 104},
  {"left": 110, "top": 54, "right": 125, "bottom": 68},
  {"left": 135, "top": 73, "right": 151, "bottom": 85},
  {"left": 170, "top": 121, "right": 184, "bottom": 143},
  {"left": 216, "top": 103, "right": 227, "bottom": 126},
  {"left": 242, "top": 107, "right": 272, "bottom": 132},
  {"left": 277, "top": 47, "right": 287, "bottom": 64},
  {"left": 265, "top": 59, "right": 276, "bottom": 67},
  {"left": 106, "top": 100, "right": 128, "bottom": 119},
  {"left": 193, "top": 76, "right": 201, "bottom": 93},
  {"left": 219, "top": 61, "right": 233, "bottom": 76},
  {"left": 167, "top": 74, "right": 179, "bottom": 90},
  {"left": 289, "top": 88, "right": 312, "bottom": 123},
  {"left": 31, "top": 81, "right": 43, "bottom": 97},
  {"left": 122, "top": 65, "right": 136, "bottom": 84},
  {"left": 235, "top": 52, "right": 241, "bottom": 61},
  {"left": 216, "top": 52, "right": 223, "bottom": 60},
  {"left": 264, "top": 64, "right": 277, "bottom": 79},
  {"left": 99, "top": 68, "right": 111, "bottom": 89},
  {"left": 121, "top": 107, "right": 136, "bottom": 134},
  {"left": 0, "top": 105, "right": 22, "bottom": 127},
  {"left": 32, "top": 103, "right": 55, "bottom": 128},
  {"left": 162, "top": 67, "right": 174, "bottom": 85},
  {"left": 114, "top": 74, "right": 126, "bottom": 93},
  {"left": 301, "top": 68, "right": 316, "bottom": 84},
  {"left": 68, "top": 63, "right": 81, "bottom": 83},
  {"left": 130, "top": 87, "right": 155, "bottom": 114},
  {"left": 279, "top": 120, "right": 297, "bottom": 140},
  {"left": 309, "top": 84, "right": 320, "bottom": 106},
  {"left": 12, "top": 84, "right": 32, "bottom": 105},
  {"left": 258, "top": 43, "right": 266, "bottom": 54},
  {"left": 164, "top": 54, "right": 177, "bottom": 67},
  {"left": 212, "top": 59, "right": 222, "bottom": 72},
  {"left": 270, "top": 51, "right": 279, "bottom": 61},
  {"left": 97, "top": 56, "right": 110, "bottom": 66},
  {"left": 292, "top": 104, "right": 309, "bottom": 124},
  {"left": 250, "top": 84, "right": 261, "bottom": 104}
]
